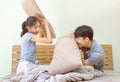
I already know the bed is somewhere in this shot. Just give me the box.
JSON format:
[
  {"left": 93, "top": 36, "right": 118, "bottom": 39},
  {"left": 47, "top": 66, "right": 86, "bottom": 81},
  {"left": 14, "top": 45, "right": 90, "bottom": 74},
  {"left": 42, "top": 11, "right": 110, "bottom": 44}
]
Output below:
[{"left": 0, "top": 45, "right": 120, "bottom": 82}]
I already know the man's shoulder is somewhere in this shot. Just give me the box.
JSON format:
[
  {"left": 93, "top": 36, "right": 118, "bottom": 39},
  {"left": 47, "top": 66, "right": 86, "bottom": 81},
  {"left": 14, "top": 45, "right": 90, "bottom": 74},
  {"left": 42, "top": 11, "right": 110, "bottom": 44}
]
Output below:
[{"left": 92, "top": 40, "right": 104, "bottom": 52}]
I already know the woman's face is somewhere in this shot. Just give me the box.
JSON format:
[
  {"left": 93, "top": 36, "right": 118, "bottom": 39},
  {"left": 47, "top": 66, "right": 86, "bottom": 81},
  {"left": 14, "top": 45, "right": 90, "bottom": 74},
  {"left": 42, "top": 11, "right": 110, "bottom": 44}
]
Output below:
[{"left": 28, "top": 21, "right": 40, "bottom": 34}]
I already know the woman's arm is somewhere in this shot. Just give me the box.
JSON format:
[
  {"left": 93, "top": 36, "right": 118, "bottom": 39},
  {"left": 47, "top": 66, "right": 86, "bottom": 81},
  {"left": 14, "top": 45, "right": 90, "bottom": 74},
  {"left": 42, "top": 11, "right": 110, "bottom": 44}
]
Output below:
[
  {"left": 31, "top": 19, "right": 53, "bottom": 44},
  {"left": 21, "top": 0, "right": 56, "bottom": 38}
]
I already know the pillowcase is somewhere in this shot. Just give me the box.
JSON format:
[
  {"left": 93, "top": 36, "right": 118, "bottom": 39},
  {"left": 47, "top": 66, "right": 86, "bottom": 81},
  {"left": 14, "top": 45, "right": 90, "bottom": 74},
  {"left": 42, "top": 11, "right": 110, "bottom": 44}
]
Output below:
[{"left": 46, "top": 32, "right": 83, "bottom": 75}]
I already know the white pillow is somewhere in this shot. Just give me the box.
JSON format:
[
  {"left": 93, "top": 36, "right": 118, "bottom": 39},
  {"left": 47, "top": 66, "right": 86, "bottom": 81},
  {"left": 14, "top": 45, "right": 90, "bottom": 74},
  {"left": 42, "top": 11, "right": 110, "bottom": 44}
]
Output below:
[{"left": 46, "top": 32, "right": 83, "bottom": 75}]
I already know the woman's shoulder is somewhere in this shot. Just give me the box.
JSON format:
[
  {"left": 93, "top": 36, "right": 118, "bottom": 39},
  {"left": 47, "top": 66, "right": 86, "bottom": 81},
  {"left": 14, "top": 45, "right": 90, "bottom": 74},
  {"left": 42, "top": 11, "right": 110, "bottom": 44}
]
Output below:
[
  {"left": 22, "top": 32, "right": 35, "bottom": 41},
  {"left": 23, "top": 32, "right": 34, "bottom": 37}
]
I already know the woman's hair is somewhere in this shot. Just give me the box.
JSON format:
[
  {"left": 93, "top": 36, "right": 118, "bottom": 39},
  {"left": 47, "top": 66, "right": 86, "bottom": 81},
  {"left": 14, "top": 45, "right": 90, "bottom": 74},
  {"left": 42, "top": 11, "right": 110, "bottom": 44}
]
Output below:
[
  {"left": 20, "top": 16, "right": 41, "bottom": 37},
  {"left": 74, "top": 25, "right": 94, "bottom": 41}
]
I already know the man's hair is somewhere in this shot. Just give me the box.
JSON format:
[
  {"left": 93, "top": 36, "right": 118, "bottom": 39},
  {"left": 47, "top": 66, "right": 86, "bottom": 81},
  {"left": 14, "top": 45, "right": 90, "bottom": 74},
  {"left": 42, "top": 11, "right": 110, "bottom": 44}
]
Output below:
[{"left": 74, "top": 25, "right": 94, "bottom": 41}]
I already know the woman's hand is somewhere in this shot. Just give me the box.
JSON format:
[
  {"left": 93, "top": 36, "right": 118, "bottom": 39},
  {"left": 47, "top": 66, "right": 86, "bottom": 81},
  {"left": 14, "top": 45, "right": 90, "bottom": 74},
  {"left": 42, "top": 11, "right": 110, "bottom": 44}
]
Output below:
[{"left": 41, "top": 19, "right": 49, "bottom": 27}]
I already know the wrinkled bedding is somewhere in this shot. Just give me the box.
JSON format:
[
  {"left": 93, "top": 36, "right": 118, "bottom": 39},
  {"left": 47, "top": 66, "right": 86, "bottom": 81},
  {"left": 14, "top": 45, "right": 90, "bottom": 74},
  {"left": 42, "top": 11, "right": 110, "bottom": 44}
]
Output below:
[
  {"left": 1, "top": 65, "right": 95, "bottom": 82},
  {"left": 1, "top": 65, "right": 120, "bottom": 82}
]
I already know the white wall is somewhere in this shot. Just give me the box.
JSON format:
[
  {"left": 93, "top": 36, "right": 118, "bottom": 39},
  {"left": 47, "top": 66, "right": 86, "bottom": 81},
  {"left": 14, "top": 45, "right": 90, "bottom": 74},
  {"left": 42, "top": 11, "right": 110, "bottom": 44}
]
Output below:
[{"left": 0, "top": 0, "right": 120, "bottom": 76}]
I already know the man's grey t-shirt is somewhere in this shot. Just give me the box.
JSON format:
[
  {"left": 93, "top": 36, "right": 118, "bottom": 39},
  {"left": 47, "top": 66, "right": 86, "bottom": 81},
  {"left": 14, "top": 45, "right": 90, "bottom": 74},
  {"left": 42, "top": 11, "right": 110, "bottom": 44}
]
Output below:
[
  {"left": 81, "top": 40, "right": 105, "bottom": 72},
  {"left": 20, "top": 33, "right": 36, "bottom": 63}
]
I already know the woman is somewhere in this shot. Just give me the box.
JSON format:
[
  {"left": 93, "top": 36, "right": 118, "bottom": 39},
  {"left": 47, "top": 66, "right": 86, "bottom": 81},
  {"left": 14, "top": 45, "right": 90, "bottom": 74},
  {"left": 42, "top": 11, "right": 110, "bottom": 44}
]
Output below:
[
  {"left": 21, "top": 0, "right": 56, "bottom": 38},
  {"left": 16, "top": 16, "right": 52, "bottom": 75}
]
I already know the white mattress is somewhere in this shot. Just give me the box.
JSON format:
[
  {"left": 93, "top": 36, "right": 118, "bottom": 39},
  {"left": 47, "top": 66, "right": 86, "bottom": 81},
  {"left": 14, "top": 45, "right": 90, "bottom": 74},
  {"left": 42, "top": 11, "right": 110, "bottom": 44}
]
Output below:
[{"left": 83, "top": 70, "right": 120, "bottom": 82}]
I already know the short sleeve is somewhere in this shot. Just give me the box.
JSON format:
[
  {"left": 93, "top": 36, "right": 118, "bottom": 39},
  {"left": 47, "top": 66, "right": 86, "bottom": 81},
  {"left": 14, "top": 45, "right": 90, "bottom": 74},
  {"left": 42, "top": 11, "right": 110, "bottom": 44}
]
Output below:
[
  {"left": 87, "top": 51, "right": 104, "bottom": 65},
  {"left": 23, "top": 33, "right": 34, "bottom": 42}
]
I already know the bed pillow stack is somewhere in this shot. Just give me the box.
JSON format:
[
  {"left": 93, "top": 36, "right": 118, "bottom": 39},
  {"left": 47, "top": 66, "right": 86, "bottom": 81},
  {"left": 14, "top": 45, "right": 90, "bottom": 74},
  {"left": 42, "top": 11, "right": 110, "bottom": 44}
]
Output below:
[{"left": 46, "top": 32, "right": 83, "bottom": 75}]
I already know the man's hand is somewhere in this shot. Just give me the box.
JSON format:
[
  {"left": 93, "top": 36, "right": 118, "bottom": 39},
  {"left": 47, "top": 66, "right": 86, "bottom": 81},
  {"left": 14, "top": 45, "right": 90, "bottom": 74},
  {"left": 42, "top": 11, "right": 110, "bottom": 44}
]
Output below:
[{"left": 82, "top": 59, "right": 94, "bottom": 66}]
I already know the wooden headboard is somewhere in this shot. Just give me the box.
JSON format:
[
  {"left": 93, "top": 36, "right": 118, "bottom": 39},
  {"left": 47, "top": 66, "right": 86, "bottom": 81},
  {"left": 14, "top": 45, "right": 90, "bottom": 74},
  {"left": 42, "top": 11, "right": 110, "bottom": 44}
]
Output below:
[{"left": 12, "top": 45, "right": 113, "bottom": 73}]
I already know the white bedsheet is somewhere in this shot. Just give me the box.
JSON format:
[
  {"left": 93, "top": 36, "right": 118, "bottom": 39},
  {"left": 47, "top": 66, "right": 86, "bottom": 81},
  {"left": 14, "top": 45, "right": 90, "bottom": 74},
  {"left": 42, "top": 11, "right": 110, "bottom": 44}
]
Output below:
[{"left": 83, "top": 70, "right": 120, "bottom": 82}]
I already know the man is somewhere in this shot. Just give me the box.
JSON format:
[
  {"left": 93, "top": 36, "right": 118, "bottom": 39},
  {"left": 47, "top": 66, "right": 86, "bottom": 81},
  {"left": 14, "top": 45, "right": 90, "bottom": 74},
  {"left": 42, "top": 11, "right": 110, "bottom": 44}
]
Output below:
[{"left": 74, "top": 25, "right": 105, "bottom": 77}]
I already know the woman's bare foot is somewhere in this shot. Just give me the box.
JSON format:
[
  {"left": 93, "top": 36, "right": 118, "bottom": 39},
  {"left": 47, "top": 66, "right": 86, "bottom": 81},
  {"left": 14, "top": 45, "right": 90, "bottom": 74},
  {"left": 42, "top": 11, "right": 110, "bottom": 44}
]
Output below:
[{"left": 16, "top": 72, "right": 24, "bottom": 76}]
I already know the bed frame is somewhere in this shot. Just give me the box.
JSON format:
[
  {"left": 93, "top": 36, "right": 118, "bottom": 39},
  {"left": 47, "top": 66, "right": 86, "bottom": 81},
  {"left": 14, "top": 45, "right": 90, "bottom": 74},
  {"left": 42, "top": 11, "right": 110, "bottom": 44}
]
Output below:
[{"left": 12, "top": 45, "right": 113, "bottom": 73}]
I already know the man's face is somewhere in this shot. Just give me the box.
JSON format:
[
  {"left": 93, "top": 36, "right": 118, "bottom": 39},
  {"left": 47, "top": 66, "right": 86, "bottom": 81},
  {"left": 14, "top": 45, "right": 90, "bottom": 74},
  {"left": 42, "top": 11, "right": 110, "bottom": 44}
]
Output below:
[{"left": 75, "top": 37, "right": 88, "bottom": 48}]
